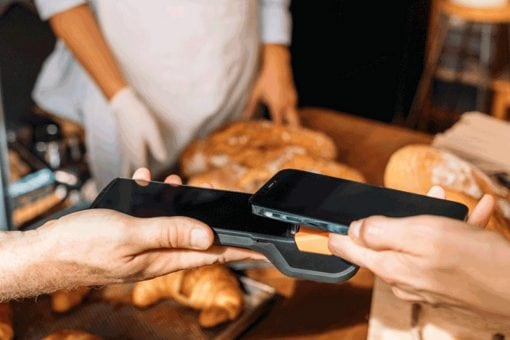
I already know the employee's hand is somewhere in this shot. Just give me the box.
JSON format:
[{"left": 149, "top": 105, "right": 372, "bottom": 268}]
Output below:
[
  {"left": 243, "top": 44, "right": 299, "bottom": 126},
  {"left": 329, "top": 188, "right": 510, "bottom": 319},
  {"left": 109, "top": 87, "right": 167, "bottom": 170}
]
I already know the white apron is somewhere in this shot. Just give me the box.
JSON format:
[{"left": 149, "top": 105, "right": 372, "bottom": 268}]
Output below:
[{"left": 36, "top": 0, "right": 260, "bottom": 189}]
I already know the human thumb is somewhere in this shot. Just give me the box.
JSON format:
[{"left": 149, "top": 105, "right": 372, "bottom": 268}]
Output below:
[{"left": 131, "top": 216, "right": 214, "bottom": 251}]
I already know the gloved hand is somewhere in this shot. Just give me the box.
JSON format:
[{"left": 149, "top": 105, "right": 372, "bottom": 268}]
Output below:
[{"left": 109, "top": 87, "right": 167, "bottom": 170}]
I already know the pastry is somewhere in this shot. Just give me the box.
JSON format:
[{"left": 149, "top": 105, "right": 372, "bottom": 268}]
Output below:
[
  {"left": 0, "top": 303, "right": 13, "bottom": 340},
  {"left": 384, "top": 144, "right": 510, "bottom": 238},
  {"left": 51, "top": 287, "right": 90, "bottom": 313},
  {"left": 132, "top": 264, "right": 244, "bottom": 328},
  {"left": 180, "top": 120, "right": 337, "bottom": 177},
  {"left": 42, "top": 329, "right": 101, "bottom": 340}
]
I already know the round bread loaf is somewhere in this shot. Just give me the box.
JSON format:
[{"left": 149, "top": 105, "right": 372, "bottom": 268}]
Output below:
[
  {"left": 189, "top": 152, "right": 365, "bottom": 193},
  {"left": 187, "top": 165, "right": 247, "bottom": 192},
  {"left": 384, "top": 144, "right": 510, "bottom": 239},
  {"left": 180, "top": 120, "right": 337, "bottom": 177}
]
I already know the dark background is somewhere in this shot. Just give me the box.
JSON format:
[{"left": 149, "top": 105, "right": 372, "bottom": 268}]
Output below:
[
  {"left": 290, "top": 0, "right": 430, "bottom": 122},
  {"left": 0, "top": 1, "right": 430, "bottom": 126}
]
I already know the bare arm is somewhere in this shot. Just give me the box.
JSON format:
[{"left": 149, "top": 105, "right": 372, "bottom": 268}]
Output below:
[
  {"left": 49, "top": 4, "right": 126, "bottom": 100},
  {"left": 0, "top": 170, "right": 260, "bottom": 302},
  {"left": 0, "top": 229, "right": 67, "bottom": 301}
]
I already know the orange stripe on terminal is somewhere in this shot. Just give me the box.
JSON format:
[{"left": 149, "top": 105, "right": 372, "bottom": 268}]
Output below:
[{"left": 294, "top": 225, "right": 332, "bottom": 255}]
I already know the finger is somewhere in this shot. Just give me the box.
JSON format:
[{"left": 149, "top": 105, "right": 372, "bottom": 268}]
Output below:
[
  {"left": 348, "top": 215, "right": 448, "bottom": 254},
  {"left": 132, "top": 168, "right": 152, "bottom": 182},
  {"left": 426, "top": 185, "right": 445, "bottom": 199},
  {"left": 242, "top": 84, "right": 262, "bottom": 120},
  {"left": 329, "top": 233, "right": 413, "bottom": 285},
  {"left": 267, "top": 102, "right": 284, "bottom": 125},
  {"left": 328, "top": 233, "right": 379, "bottom": 268},
  {"left": 130, "top": 216, "right": 214, "bottom": 251},
  {"left": 468, "top": 194, "right": 495, "bottom": 228},
  {"left": 284, "top": 106, "right": 300, "bottom": 127},
  {"left": 146, "top": 126, "right": 168, "bottom": 163},
  {"left": 164, "top": 174, "right": 183, "bottom": 185},
  {"left": 139, "top": 246, "right": 266, "bottom": 279},
  {"left": 391, "top": 286, "right": 423, "bottom": 303}
]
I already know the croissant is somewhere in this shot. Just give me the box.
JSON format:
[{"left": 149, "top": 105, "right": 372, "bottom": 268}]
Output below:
[
  {"left": 132, "top": 265, "right": 244, "bottom": 328},
  {"left": 384, "top": 144, "right": 510, "bottom": 239},
  {"left": 51, "top": 287, "right": 90, "bottom": 313},
  {"left": 0, "top": 303, "right": 13, "bottom": 340},
  {"left": 42, "top": 329, "right": 101, "bottom": 340}
]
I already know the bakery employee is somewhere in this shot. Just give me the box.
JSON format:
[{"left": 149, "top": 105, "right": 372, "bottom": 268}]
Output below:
[
  {"left": 0, "top": 168, "right": 260, "bottom": 300},
  {"left": 33, "top": 0, "right": 299, "bottom": 189}
]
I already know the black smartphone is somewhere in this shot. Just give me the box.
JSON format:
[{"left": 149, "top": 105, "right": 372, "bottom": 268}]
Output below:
[
  {"left": 90, "top": 178, "right": 359, "bottom": 283},
  {"left": 250, "top": 169, "right": 469, "bottom": 234}
]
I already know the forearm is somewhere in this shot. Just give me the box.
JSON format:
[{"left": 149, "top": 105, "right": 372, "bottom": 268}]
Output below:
[
  {"left": 0, "top": 227, "right": 80, "bottom": 301},
  {"left": 49, "top": 4, "right": 126, "bottom": 100},
  {"left": 262, "top": 44, "right": 291, "bottom": 65}
]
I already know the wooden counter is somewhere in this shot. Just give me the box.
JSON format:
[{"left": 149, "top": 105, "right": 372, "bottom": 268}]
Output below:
[{"left": 242, "top": 108, "right": 431, "bottom": 339}]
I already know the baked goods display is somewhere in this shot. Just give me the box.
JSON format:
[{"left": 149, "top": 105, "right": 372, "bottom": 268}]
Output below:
[
  {"left": 182, "top": 120, "right": 365, "bottom": 192},
  {"left": 50, "top": 287, "right": 91, "bottom": 313},
  {"left": 133, "top": 264, "right": 244, "bottom": 328},
  {"left": 0, "top": 303, "right": 13, "bottom": 340},
  {"left": 384, "top": 144, "right": 510, "bottom": 239},
  {"left": 42, "top": 329, "right": 101, "bottom": 340}
]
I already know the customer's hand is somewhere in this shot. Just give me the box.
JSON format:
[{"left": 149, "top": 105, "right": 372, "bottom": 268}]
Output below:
[
  {"left": 109, "top": 87, "right": 167, "bottom": 170},
  {"left": 329, "top": 187, "right": 510, "bottom": 318},
  {"left": 243, "top": 44, "right": 299, "bottom": 126},
  {"left": 35, "top": 168, "right": 261, "bottom": 287}
]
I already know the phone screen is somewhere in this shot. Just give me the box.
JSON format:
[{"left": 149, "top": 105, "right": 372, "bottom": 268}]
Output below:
[
  {"left": 92, "top": 178, "right": 293, "bottom": 238},
  {"left": 251, "top": 169, "right": 469, "bottom": 227}
]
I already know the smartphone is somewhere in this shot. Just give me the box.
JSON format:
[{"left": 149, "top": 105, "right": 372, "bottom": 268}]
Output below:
[
  {"left": 90, "top": 178, "right": 359, "bottom": 283},
  {"left": 250, "top": 169, "right": 469, "bottom": 234}
]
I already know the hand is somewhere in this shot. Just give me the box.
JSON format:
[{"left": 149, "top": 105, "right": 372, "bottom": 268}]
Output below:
[
  {"left": 35, "top": 169, "right": 261, "bottom": 287},
  {"left": 109, "top": 88, "right": 167, "bottom": 170},
  {"left": 243, "top": 44, "right": 300, "bottom": 126},
  {"left": 328, "top": 187, "right": 510, "bottom": 318}
]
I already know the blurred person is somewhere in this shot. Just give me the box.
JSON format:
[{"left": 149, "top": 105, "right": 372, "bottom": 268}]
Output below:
[
  {"left": 33, "top": 0, "right": 299, "bottom": 189},
  {"left": 329, "top": 187, "right": 510, "bottom": 319},
  {"left": 0, "top": 168, "right": 260, "bottom": 301}
]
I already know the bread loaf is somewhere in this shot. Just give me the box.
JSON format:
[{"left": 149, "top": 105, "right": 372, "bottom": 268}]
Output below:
[
  {"left": 180, "top": 120, "right": 337, "bottom": 177},
  {"left": 384, "top": 144, "right": 510, "bottom": 238},
  {"left": 189, "top": 149, "right": 365, "bottom": 193}
]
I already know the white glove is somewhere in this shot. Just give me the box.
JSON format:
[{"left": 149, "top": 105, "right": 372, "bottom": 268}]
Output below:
[{"left": 109, "top": 87, "right": 167, "bottom": 170}]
